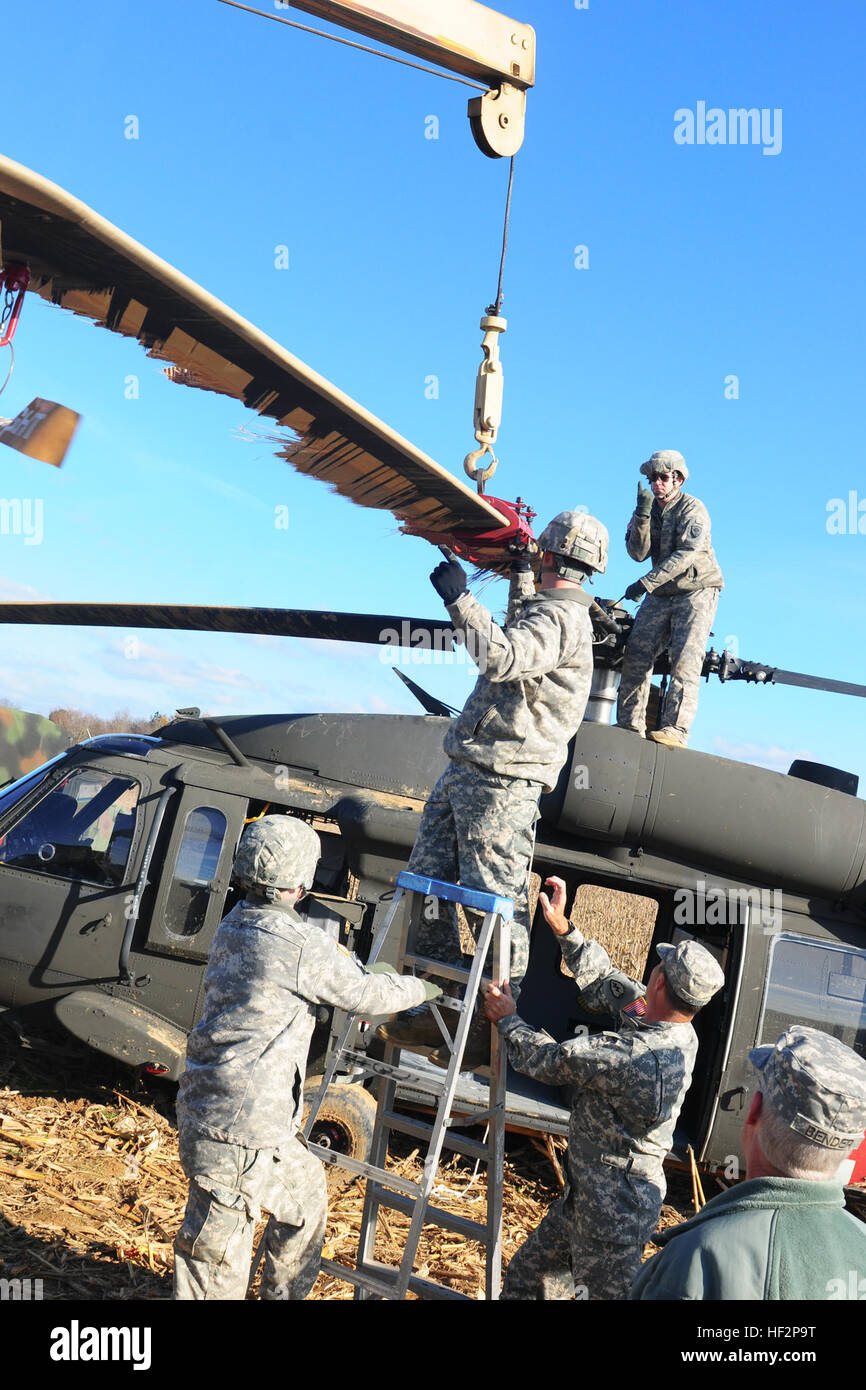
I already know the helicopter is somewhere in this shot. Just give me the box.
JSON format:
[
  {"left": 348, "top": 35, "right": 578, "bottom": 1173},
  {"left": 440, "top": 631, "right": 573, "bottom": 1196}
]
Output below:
[{"left": 1, "top": 2, "right": 865, "bottom": 1194}]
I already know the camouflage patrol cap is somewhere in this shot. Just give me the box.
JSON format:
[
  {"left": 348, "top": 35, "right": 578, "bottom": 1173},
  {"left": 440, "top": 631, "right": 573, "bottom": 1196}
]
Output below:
[
  {"left": 639, "top": 450, "right": 689, "bottom": 481},
  {"left": 234, "top": 814, "right": 321, "bottom": 893},
  {"left": 537, "top": 510, "right": 609, "bottom": 574},
  {"left": 656, "top": 939, "right": 724, "bottom": 1009},
  {"left": 749, "top": 1025, "right": 866, "bottom": 1152}
]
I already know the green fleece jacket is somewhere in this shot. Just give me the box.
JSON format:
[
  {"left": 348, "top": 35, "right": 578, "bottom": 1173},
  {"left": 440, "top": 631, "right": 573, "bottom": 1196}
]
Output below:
[{"left": 630, "top": 1177, "right": 866, "bottom": 1300}]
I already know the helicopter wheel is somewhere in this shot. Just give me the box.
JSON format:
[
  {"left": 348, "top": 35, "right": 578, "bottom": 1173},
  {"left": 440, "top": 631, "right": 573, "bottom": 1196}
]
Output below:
[{"left": 302, "top": 1079, "right": 377, "bottom": 1194}]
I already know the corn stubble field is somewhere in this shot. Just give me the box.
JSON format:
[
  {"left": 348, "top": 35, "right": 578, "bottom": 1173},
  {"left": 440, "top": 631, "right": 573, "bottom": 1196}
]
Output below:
[{"left": 0, "top": 883, "right": 697, "bottom": 1300}]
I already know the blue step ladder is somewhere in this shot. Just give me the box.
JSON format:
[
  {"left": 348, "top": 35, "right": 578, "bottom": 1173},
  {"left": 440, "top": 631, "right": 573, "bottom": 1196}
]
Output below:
[{"left": 302, "top": 870, "right": 513, "bottom": 1301}]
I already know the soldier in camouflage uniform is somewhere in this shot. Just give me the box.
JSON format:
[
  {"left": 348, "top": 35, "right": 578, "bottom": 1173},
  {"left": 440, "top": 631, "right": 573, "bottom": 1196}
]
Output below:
[
  {"left": 484, "top": 876, "right": 725, "bottom": 1299},
  {"left": 173, "top": 815, "right": 437, "bottom": 1300},
  {"left": 617, "top": 450, "right": 723, "bottom": 748},
  {"left": 379, "top": 512, "right": 607, "bottom": 1068}
]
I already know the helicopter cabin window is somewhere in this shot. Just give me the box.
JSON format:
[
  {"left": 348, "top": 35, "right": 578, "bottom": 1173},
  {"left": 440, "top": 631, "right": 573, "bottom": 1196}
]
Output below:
[
  {"left": 759, "top": 933, "right": 866, "bottom": 1060},
  {"left": 0, "top": 770, "right": 140, "bottom": 886},
  {"left": 164, "top": 806, "right": 227, "bottom": 938},
  {"left": 556, "top": 882, "right": 659, "bottom": 982}
]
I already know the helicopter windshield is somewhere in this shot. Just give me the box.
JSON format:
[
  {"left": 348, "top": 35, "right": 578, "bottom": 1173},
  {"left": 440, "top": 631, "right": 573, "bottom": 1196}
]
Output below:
[
  {"left": 0, "top": 768, "right": 141, "bottom": 886},
  {"left": 0, "top": 753, "right": 70, "bottom": 819}
]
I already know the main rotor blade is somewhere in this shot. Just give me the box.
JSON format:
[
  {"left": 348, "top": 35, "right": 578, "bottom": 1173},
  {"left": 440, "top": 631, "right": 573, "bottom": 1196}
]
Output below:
[
  {"left": 0, "top": 156, "right": 504, "bottom": 535},
  {"left": 709, "top": 651, "right": 866, "bottom": 700},
  {"left": 771, "top": 668, "right": 866, "bottom": 700},
  {"left": 0, "top": 601, "right": 455, "bottom": 648}
]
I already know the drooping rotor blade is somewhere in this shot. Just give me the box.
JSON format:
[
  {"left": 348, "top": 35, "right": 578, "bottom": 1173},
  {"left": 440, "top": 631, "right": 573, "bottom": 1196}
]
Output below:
[
  {"left": 0, "top": 601, "right": 456, "bottom": 648},
  {"left": 391, "top": 667, "right": 459, "bottom": 717},
  {"left": 708, "top": 651, "right": 866, "bottom": 700},
  {"left": 0, "top": 156, "right": 504, "bottom": 535}
]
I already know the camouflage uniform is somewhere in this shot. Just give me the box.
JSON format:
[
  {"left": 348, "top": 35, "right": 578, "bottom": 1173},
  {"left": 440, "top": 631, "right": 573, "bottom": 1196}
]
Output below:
[
  {"left": 617, "top": 491, "right": 723, "bottom": 739},
  {"left": 174, "top": 895, "right": 429, "bottom": 1300},
  {"left": 496, "top": 934, "right": 723, "bottom": 1300},
  {"left": 408, "top": 569, "right": 594, "bottom": 988}
]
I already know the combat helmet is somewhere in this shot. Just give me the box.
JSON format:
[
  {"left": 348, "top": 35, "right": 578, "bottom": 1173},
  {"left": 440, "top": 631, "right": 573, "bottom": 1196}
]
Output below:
[
  {"left": 639, "top": 449, "right": 689, "bottom": 481},
  {"left": 537, "top": 510, "right": 608, "bottom": 578},
  {"left": 234, "top": 813, "right": 321, "bottom": 902}
]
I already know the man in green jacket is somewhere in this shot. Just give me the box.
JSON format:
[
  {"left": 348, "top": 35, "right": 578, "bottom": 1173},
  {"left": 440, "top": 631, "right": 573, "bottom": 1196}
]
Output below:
[{"left": 631, "top": 1025, "right": 866, "bottom": 1300}]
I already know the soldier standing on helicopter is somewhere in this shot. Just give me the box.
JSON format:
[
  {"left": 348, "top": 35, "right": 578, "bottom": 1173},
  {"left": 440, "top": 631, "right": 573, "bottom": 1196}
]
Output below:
[
  {"left": 617, "top": 450, "right": 723, "bottom": 748},
  {"left": 378, "top": 510, "right": 607, "bottom": 1070}
]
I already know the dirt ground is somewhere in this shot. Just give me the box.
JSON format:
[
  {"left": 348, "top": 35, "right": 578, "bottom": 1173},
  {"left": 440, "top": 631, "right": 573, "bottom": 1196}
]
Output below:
[{"left": 0, "top": 1018, "right": 702, "bottom": 1301}]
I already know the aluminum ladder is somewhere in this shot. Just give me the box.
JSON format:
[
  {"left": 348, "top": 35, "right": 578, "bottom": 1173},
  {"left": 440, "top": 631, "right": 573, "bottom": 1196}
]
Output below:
[{"left": 302, "top": 869, "right": 513, "bottom": 1301}]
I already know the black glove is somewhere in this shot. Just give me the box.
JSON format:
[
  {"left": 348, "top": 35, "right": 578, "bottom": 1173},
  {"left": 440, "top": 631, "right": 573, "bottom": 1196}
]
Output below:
[
  {"left": 636, "top": 483, "right": 653, "bottom": 518},
  {"left": 624, "top": 579, "right": 647, "bottom": 602},
  {"left": 507, "top": 538, "right": 535, "bottom": 574},
  {"left": 430, "top": 557, "right": 469, "bottom": 605}
]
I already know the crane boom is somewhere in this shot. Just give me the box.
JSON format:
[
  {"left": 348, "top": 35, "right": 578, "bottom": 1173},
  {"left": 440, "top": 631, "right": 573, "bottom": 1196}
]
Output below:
[{"left": 284, "top": 0, "right": 535, "bottom": 155}]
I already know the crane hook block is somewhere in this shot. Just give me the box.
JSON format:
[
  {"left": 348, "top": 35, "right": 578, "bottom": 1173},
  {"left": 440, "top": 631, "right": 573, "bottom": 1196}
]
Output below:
[{"left": 464, "top": 313, "right": 506, "bottom": 487}]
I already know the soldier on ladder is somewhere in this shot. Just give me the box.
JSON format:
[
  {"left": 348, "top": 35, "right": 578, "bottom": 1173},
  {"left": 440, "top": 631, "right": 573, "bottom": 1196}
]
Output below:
[{"left": 378, "top": 510, "right": 608, "bottom": 1070}]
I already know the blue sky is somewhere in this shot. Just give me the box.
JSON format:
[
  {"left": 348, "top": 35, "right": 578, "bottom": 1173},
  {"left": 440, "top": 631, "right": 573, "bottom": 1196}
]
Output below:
[{"left": 0, "top": 0, "right": 864, "bottom": 784}]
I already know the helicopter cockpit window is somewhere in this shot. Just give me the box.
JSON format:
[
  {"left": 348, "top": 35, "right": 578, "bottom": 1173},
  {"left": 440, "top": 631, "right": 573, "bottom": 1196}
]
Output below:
[
  {"left": 164, "top": 806, "right": 227, "bottom": 938},
  {"left": 0, "top": 770, "right": 140, "bottom": 886},
  {"left": 760, "top": 933, "right": 866, "bottom": 1060}
]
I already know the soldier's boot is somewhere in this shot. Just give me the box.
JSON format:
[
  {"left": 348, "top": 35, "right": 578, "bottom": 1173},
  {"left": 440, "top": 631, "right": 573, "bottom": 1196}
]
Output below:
[
  {"left": 429, "top": 1008, "right": 492, "bottom": 1074},
  {"left": 647, "top": 726, "right": 688, "bottom": 748},
  {"left": 375, "top": 1002, "right": 459, "bottom": 1055}
]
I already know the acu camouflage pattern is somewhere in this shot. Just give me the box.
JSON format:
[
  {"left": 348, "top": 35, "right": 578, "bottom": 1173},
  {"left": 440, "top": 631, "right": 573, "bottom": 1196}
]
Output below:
[
  {"left": 0, "top": 706, "right": 69, "bottom": 786},
  {"left": 497, "top": 928, "right": 699, "bottom": 1299},
  {"left": 178, "top": 898, "right": 429, "bottom": 1147},
  {"left": 234, "top": 813, "right": 321, "bottom": 893},
  {"left": 407, "top": 760, "right": 541, "bottom": 988},
  {"left": 750, "top": 1025, "right": 866, "bottom": 1150},
  {"left": 174, "top": 897, "right": 428, "bottom": 1299},
  {"left": 408, "top": 569, "right": 593, "bottom": 989},
  {"left": 626, "top": 490, "right": 722, "bottom": 596},
  {"left": 657, "top": 939, "right": 725, "bottom": 1009},
  {"left": 617, "top": 586, "right": 719, "bottom": 737},
  {"left": 640, "top": 449, "right": 689, "bottom": 481},
  {"left": 174, "top": 1129, "right": 327, "bottom": 1300},
  {"left": 537, "top": 510, "right": 609, "bottom": 574},
  {"left": 444, "top": 567, "right": 594, "bottom": 792}
]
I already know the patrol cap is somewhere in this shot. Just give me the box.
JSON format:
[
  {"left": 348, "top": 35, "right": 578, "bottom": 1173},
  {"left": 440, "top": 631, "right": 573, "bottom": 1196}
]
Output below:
[
  {"left": 656, "top": 939, "right": 724, "bottom": 1009},
  {"left": 234, "top": 814, "right": 321, "bottom": 893},
  {"left": 749, "top": 1025, "right": 866, "bottom": 1152},
  {"left": 639, "top": 450, "right": 689, "bottom": 481},
  {"left": 537, "top": 510, "right": 609, "bottom": 575}
]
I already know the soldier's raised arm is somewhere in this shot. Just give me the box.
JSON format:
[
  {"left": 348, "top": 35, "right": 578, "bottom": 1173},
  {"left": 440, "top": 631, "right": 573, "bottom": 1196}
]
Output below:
[{"left": 539, "top": 877, "right": 645, "bottom": 1013}]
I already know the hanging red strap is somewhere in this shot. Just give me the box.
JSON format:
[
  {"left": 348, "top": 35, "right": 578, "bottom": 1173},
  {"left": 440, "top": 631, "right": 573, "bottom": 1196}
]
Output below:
[{"left": 0, "top": 264, "right": 31, "bottom": 348}]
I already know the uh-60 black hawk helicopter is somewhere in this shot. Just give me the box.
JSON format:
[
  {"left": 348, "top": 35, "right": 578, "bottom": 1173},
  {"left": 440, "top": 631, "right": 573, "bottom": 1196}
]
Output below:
[{"left": 1, "top": 147, "right": 866, "bottom": 1195}]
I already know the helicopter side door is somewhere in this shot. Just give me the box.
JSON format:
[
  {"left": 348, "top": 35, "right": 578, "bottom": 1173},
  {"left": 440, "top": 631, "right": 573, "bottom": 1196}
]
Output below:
[{"left": 140, "top": 784, "right": 244, "bottom": 969}]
